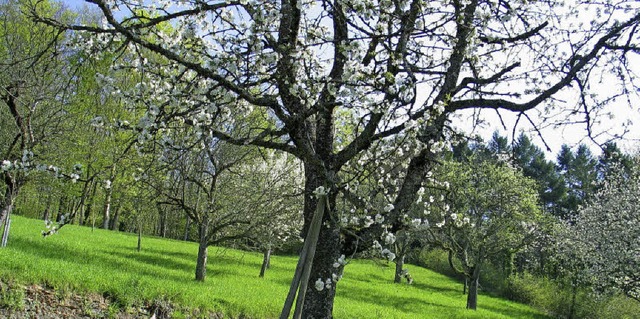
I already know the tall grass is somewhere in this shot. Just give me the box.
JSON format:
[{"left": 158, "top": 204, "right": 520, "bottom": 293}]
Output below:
[{"left": 0, "top": 216, "right": 550, "bottom": 318}]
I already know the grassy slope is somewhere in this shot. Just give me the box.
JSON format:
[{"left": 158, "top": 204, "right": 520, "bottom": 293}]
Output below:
[{"left": 0, "top": 216, "right": 550, "bottom": 318}]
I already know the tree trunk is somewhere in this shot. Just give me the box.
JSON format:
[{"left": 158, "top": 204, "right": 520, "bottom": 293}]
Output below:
[
  {"left": 299, "top": 167, "right": 341, "bottom": 319},
  {"left": 259, "top": 247, "right": 272, "bottom": 278},
  {"left": 466, "top": 266, "right": 481, "bottom": 310},
  {"left": 394, "top": 254, "right": 405, "bottom": 284},
  {"left": 83, "top": 180, "right": 98, "bottom": 225},
  {"left": 0, "top": 183, "right": 17, "bottom": 248},
  {"left": 55, "top": 195, "right": 65, "bottom": 223},
  {"left": 42, "top": 207, "right": 50, "bottom": 221},
  {"left": 109, "top": 206, "right": 120, "bottom": 231},
  {"left": 102, "top": 164, "right": 116, "bottom": 229},
  {"left": 1, "top": 215, "right": 10, "bottom": 247},
  {"left": 137, "top": 225, "right": 142, "bottom": 252},
  {"left": 157, "top": 204, "right": 167, "bottom": 238},
  {"left": 195, "top": 222, "right": 209, "bottom": 281},
  {"left": 42, "top": 193, "right": 52, "bottom": 221},
  {"left": 102, "top": 186, "right": 113, "bottom": 229},
  {"left": 183, "top": 214, "right": 191, "bottom": 241},
  {"left": 568, "top": 277, "right": 578, "bottom": 319},
  {"left": 463, "top": 278, "right": 468, "bottom": 294}
]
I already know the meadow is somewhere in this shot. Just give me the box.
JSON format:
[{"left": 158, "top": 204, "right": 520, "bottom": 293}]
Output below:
[{"left": 0, "top": 215, "right": 551, "bottom": 318}]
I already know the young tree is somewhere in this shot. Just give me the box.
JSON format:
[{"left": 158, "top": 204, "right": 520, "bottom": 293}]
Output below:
[
  {"left": 33, "top": 0, "right": 640, "bottom": 316},
  {"left": 428, "top": 159, "right": 543, "bottom": 310},
  {"left": 236, "top": 153, "right": 303, "bottom": 278}
]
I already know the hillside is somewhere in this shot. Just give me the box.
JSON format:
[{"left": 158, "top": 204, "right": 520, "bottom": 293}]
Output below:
[{"left": 0, "top": 216, "right": 550, "bottom": 318}]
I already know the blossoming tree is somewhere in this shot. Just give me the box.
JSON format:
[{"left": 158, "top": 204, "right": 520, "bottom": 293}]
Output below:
[
  {"left": 32, "top": 0, "right": 640, "bottom": 316},
  {"left": 557, "top": 158, "right": 640, "bottom": 302}
]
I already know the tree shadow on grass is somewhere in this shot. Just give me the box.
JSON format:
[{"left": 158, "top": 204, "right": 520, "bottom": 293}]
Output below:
[
  {"left": 10, "top": 236, "right": 191, "bottom": 283},
  {"left": 411, "top": 281, "right": 462, "bottom": 295},
  {"left": 110, "top": 247, "right": 194, "bottom": 273},
  {"left": 128, "top": 246, "right": 195, "bottom": 262},
  {"left": 480, "top": 302, "right": 551, "bottom": 319},
  {"left": 343, "top": 268, "right": 393, "bottom": 284},
  {"left": 337, "top": 283, "right": 455, "bottom": 314}
]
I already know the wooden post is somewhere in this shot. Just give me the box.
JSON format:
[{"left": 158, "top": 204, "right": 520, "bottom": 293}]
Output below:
[{"left": 280, "top": 194, "right": 327, "bottom": 319}]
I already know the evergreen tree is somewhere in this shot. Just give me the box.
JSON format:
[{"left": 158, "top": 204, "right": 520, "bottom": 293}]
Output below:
[
  {"left": 556, "top": 144, "right": 598, "bottom": 219},
  {"left": 597, "top": 142, "right": 633, "bottom": 179},
  {"left": 512, "top": 133, "right": 566, "bottom": 214}
]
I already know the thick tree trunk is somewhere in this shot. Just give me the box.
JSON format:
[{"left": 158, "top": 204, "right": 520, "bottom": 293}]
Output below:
[
  {"left": 195, "top": 222, "right": 209, "bottom": 281},
  {"left": 466, "top": 266, "right": 481, "bottom": 310},
  {"left": 300, "top": 166, "right": 341, "bottom": 319},
  {"left": 259, "top": 247, "right": 272, "bottom": 278},
  {"left": 394, "top": 254, "right": 405, "bottom": 284}
]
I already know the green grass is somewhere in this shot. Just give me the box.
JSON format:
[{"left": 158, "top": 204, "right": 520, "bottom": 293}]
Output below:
[{"left": 0, "top": 215, "right": 550, "bottom": 318}]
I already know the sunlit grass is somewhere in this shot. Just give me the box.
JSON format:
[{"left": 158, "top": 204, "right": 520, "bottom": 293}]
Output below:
[{"left": 0, "top": 215, "right": 550, "bottom": 318}]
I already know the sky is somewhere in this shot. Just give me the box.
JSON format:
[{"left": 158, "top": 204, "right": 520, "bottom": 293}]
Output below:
[
  {"left": 58, "top": 0, "right": 640, "bottom": 159},
  {"left": 62, "top": 0, "right": 86, "bottom": 10}
]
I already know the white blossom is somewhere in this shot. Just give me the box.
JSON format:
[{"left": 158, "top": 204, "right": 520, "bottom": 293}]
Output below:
[
  {"left": 1, "top": 160, "right": 11, "bottom": 171},
  {"left": 313, "top": 186, "right": 328, "bottom": 198},
  {"left": 363, "top": 216, "right": 374, "bottom": 227},
  {"left": 384, "top": 232, "right": 396, "bottom": 245},
  {"left": 314, "top": 278, "right": 325, "bottom": 291}
]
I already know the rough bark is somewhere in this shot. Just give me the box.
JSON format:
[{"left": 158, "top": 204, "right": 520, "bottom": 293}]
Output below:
[
  {"left": 195, "top": 222, "right": 209, "bottom": 281},
  {"left": 299, "top": 166, "right": 340, "bottom": 319},
  {"left": 259, "top": 247, "right": 271, "bottom": 278}
]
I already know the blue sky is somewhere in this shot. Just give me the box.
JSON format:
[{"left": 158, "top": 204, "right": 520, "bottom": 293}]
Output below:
[{"left": 62, "top": 0, "right": 88, "bottom": 10}]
